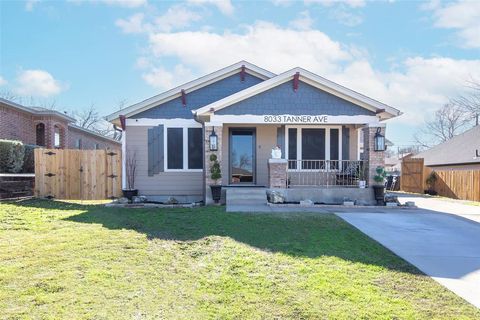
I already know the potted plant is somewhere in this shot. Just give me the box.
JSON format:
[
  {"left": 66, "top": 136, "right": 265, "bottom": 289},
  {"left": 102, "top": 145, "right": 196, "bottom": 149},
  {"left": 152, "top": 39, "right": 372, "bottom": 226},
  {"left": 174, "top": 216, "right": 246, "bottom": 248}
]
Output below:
[
  {"left": 122, "top": 150, "right": 138, "bottom": 201},
  {"left": 425, "top": 171, "right": 438, "bottom": 196},
  {"left": 372, "top": 166, "right": 387, "bottom": 205},
  {"left": 209, "top": 154, "right": 222, "bottom": 203}
]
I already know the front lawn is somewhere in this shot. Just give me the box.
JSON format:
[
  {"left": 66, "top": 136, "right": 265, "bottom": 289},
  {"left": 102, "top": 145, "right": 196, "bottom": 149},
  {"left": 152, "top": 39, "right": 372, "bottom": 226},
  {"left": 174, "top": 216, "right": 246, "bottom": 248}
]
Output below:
[{"left": 0, "top": 200, "right": 478, "bottom": 319}]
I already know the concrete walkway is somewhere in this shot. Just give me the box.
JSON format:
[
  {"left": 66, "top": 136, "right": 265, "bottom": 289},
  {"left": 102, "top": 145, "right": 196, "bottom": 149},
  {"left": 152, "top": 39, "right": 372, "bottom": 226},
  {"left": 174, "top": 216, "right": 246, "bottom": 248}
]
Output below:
[{"left": 337, "top": 200, "right": 480, "bottom": 308}]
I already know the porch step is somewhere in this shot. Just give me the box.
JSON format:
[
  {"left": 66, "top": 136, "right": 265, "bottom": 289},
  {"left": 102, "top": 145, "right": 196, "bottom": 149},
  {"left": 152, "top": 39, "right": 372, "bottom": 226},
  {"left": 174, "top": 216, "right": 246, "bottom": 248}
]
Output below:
[{"left": 226, "top": 187, "right": 267, "bottom": 206}]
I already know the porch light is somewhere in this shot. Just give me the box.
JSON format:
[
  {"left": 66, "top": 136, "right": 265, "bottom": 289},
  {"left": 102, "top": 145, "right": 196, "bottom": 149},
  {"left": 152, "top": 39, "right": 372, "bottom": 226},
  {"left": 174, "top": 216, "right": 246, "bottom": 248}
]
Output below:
[
  {"left": 209, "top": 127, "right": 218, "bottom": 151},
  {"left": 374, "top": 127, "right": 385, "bottom": 151}
]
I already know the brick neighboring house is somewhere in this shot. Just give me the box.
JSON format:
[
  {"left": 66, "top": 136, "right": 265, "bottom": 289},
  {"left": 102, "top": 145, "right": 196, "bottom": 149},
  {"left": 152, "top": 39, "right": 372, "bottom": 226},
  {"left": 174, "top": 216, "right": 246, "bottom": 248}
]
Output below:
[{"left": 0, "top": 98, "right": 120, "bottom": 149}]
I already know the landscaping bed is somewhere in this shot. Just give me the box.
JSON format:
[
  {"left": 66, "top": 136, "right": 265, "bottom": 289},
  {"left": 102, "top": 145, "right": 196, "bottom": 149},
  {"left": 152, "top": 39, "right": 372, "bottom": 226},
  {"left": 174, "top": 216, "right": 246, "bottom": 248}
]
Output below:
[{"left": 0, "top": 199, "right": 478, "bottom": 319}]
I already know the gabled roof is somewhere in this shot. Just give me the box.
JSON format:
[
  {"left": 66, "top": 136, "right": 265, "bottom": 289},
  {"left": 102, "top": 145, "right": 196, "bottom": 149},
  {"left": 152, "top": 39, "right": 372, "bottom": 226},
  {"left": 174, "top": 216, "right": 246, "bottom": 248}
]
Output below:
[
  {"left": 0, "top": 97, "right": 76, "bottom": 122},
  {"left": 194, "top": 67, "right": 402, "bottom": 120},
  {"left": 106, "top": 61, "right": 275, "bottom": 123},
  {"left": 415, "top": 126, "right": 480, "bottom": 166}
]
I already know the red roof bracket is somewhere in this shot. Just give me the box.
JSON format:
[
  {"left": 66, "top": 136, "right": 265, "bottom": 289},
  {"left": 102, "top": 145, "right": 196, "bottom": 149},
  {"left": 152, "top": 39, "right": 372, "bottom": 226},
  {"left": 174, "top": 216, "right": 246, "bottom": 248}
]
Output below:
[
  {"left": 293, "top": 72, "right": 300, "bottom": 92},
  {"left": 119, "top": 115, "right": 126, "bottom": 131},
  {"left": 181, "top": 89, "right": 187, "bottom": 107},
  {"left": 240, "top": 65, "right": 246, "bottom": 82}
]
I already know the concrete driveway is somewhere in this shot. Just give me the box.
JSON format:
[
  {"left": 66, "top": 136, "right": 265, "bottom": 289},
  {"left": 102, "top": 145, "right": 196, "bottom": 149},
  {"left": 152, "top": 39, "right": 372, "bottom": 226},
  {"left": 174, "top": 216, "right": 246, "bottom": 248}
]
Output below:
[{"left": 337, "top": 195, "right": 480, "bottom": 308}]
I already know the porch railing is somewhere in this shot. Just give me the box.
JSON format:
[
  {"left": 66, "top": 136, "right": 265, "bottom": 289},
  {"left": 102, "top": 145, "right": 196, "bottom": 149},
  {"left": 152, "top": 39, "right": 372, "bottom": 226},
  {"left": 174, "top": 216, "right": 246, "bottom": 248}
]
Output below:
[{"left": 287, "top": 160, "right": 367, "bottom": 188}]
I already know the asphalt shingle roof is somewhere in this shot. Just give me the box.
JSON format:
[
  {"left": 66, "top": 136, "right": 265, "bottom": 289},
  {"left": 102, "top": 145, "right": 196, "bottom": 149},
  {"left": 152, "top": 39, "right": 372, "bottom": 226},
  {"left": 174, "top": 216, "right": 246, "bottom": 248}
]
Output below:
[{"left": 415, "top": 126, "right": 480, "bottom": 166}]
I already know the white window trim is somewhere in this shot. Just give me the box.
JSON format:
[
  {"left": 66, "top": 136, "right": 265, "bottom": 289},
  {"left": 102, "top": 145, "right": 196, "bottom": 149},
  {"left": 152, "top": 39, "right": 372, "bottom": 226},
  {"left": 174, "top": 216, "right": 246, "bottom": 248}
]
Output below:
[
  {"left": 164, "top": 125, "right": 203, "bottom": 172},
  {"left": 285, "top": 125, "right": 342, "bottom": 171}
]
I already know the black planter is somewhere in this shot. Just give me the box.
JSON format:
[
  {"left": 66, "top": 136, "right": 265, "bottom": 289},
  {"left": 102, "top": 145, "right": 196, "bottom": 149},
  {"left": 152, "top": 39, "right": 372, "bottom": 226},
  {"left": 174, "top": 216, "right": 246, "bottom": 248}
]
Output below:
[
  {"left": 210, "top": 185, "right": 222, "bottom": 203},
  {"left": 372, "top": 185, "right": 385, "bottom": 205},
  {"left": 122, "top": 189, "right": 138, "bottom": 201}
]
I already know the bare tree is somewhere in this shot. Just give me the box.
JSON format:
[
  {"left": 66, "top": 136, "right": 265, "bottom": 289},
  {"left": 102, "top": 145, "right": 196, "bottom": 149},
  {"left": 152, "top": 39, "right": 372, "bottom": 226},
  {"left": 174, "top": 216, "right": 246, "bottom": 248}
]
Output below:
[
  {"left": 0, "top": 90, "right": 19, "bottom": 102},
  {"left": 451, "top": 78, "right": 480, "bottom": 126},
  {"left": 414, "top": 103, "right": 471, "bottom": 148},
  {"left": 74, "top": 104, "right": 116, "bottom": 138}
]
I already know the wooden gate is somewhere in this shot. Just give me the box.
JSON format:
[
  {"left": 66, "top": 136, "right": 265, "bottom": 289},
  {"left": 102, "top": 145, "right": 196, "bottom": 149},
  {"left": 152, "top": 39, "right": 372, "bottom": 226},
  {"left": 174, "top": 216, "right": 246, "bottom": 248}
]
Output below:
[
  {"left": 401, "top": 157, "right": 424, "bottom": 194},
  {"left": 35, "top": 149, "right": 122, "bottom": 200}
]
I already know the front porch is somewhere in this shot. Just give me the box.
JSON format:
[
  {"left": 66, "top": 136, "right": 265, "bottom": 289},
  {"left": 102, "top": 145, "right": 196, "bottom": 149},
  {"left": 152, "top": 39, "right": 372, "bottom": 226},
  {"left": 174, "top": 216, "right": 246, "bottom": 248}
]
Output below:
[{"left": 205, "top": 122, "right": 386, "bottom": 205}]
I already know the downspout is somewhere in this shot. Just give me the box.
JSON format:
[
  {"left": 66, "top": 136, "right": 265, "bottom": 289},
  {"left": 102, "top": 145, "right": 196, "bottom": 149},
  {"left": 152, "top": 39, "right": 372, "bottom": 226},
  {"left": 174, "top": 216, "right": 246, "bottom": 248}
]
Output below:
[
  {"left": 193, "top": 111, "right": 207, "bottom": 204},
  {"left": 118, "top": 115, "right": 127, "bottom": 190}
]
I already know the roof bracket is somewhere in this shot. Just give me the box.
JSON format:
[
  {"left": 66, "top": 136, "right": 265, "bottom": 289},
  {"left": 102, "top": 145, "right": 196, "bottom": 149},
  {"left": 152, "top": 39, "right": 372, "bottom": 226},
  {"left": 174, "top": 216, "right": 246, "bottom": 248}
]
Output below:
[
  {"left": 293, "top": 72, "right": 300, "bottom": 92},
  {"left": 240, "top": 65, "right": 246, "bottom": 82},
  {"left": 181, "top": 89, "right": 187, "bottom": 107},
  {"left": 119, "top": 115, "right": 126, "bottom": 130}
]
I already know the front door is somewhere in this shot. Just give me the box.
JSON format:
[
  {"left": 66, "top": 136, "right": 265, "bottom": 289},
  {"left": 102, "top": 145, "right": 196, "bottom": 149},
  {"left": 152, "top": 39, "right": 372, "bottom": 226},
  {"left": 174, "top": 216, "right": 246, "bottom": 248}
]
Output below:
[{"left": 229, "top": 128, "right": 256, "bottom": 184}]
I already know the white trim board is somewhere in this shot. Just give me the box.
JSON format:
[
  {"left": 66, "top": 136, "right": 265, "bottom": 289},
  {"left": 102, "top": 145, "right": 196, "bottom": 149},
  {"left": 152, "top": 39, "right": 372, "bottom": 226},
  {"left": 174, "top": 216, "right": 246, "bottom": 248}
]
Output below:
[
  {"left": 125, "top": 118, "right": 202, "bottom": 127},
  {"left": 210, "top": 114, "right": 379, "bottom": 125},
  {"left": 106, "top": 61, "right": 275, "bottom": 123},
  {"left": 194, "top": 67, "right": 402, "bottom": 120}
]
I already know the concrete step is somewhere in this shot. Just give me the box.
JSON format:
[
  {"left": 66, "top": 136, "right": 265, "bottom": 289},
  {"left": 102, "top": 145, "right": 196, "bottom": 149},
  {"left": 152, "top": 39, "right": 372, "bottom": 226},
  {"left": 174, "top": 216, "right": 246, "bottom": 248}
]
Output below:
[{"left": 226, "top": 187, "right": 267, "bottom": 206}]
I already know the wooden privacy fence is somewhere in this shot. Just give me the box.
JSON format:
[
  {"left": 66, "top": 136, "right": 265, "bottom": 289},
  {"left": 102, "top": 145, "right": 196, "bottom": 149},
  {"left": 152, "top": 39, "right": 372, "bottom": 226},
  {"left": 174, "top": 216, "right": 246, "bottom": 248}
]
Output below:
[
  {"left": 423, "top": 167, "right": 480, "bottom": 202},
  {"left": 35, "top": 149, "right": 122, "bottom": 200},
  {"left": 401, "top": 157, "right": 480, "bottom": 202},
  {"left": 400, "top": 157, "right": 425, "bottom": 194}
]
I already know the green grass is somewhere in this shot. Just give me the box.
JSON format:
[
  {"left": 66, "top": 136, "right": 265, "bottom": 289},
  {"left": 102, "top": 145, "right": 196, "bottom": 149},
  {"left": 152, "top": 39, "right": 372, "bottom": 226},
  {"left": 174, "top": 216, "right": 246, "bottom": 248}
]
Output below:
[{"left": 0, "top": 200, "right": 478, "bottom": 319}]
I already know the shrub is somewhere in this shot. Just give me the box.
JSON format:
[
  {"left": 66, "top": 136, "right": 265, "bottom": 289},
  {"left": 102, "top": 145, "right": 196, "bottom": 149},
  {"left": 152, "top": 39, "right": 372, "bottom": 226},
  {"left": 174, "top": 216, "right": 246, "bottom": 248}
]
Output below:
[
  {"left": 209, "top": 153, "right": 222, "bottom": 184},
  {"left": 22, "top": 144, "right": 37, "bottom": 173},
  {"left": 0, "top": 139, "right": 25, "bottom": 173}
]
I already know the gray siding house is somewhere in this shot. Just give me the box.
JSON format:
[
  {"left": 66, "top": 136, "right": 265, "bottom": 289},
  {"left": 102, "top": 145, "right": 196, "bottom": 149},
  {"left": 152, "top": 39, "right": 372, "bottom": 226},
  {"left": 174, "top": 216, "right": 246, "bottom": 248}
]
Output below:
[{"left": 107, "top": 61, "right": 401, "bottom": 204}]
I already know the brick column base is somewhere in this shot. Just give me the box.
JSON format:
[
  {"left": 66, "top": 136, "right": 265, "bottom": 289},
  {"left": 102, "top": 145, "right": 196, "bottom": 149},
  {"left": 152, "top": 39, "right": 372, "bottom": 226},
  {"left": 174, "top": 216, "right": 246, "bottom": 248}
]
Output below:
[
  {"left": 362, "top": 125, "right": 386, "bottom": 186},
  {"left": 268, "top": 159, "right": 288, "bottom": 188}
]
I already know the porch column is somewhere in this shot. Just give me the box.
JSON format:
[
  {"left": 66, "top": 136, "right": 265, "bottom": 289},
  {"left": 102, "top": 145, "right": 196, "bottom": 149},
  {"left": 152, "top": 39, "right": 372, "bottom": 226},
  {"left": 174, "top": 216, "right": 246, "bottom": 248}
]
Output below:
[
  {"left": 362, "top": 124, "right": 386, "bottom": 186},
  {"left": 268, "top": 159, "right": 287, "bottom": 188},
  {"left": 204, "top": 125, "right": 223, "bottom": 204}
]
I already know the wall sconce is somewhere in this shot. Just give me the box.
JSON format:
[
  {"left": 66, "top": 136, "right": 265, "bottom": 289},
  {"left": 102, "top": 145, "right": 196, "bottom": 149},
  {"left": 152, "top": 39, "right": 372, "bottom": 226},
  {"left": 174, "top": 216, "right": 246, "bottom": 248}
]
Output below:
[
  {"left": 374, "top": 127, "right": 385, "bottom": 151},
  {"left": 209, "top": 127, "right": 218, "bottom": 151}
]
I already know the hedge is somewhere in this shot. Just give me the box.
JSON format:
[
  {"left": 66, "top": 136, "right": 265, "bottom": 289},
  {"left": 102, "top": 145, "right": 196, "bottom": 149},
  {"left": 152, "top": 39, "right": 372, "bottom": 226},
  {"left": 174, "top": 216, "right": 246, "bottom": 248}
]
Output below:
[{"left": 0, "top": 140, "right": 37, "bottom": 173}]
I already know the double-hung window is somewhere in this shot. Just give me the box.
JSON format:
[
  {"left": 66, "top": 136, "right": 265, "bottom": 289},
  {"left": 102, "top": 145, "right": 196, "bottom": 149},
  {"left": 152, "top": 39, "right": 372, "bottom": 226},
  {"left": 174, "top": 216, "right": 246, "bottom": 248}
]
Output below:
[{"left": 166, "top": 127, "right": 203, "bottom": 171}]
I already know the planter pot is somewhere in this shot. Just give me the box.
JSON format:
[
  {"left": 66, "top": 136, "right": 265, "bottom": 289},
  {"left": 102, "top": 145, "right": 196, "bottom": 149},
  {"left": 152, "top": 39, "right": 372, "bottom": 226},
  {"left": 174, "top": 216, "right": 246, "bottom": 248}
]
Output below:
[
  {"left": 122, "top": 189, "right": 138, "bottom": 201},
  {"left": 358, "top": 180, "right": 366, "bottom": 188},
  {"left": 372, "top": 185, "right": 385, "bottom": 205},
  {"left": 210, "top": 185, "right": 222, "bottom": 203}
]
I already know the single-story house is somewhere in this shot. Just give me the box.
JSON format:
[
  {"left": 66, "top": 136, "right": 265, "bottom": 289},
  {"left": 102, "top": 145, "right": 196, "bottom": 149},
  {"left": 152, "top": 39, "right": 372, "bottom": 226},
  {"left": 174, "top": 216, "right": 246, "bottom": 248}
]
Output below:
[
  {"left": 415, "top": 125, "right": 480, "bottom": 170},
  {"left": 0, "top": 98, "right": 120, "bottom": 150},
  {"left": 107, "top": 61, "right": 402, "bottom": 204}
]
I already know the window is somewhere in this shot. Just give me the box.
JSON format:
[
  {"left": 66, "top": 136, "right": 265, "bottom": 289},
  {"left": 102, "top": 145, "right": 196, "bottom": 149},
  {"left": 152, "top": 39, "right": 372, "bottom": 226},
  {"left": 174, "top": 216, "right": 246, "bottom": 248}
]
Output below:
[
  {"left": 188, "top": 128, "right": 203, "bottom": 169},
  {"left": 75, "top": 139, "right": 82, "bottom": 149},
  {"left": 95, "top": 143, "right": 100, "bottom": 150},
  {"left": 166, "top": 127, "right": 203, "bottom": 171},
  {"left": 302, "top": 128, "right": 325, "bottom": 160},
  {"left": 54, "top": 125, "right": 62, "bottom": 148},
  {"left": 330, "top": 128, "right": 339, "bottom": 161},
  {"left": 286, "top": 126, "right": 342, "bottom": 168},
  {"left": 167, "top": 128, "right": 183, "bottom": 169}
]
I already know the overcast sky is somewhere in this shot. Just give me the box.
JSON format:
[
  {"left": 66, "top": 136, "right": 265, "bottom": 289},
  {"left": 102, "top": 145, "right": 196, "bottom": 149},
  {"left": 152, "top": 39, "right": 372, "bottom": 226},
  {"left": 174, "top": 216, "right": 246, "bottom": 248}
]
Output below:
[{"left": 1, "top": 0, "right": 479, "bottom": 145}]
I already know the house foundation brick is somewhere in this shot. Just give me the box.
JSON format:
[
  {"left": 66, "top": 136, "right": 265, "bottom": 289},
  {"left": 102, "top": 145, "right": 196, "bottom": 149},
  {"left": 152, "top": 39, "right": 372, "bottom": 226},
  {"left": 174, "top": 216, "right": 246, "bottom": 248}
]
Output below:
[{"left": 268, "top": 159, "right": 288, "bottom": 188}]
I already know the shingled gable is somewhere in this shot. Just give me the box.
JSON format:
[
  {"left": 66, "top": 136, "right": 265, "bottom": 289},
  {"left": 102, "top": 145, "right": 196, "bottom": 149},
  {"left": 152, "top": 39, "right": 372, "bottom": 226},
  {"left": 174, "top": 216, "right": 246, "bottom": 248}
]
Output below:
[
  {"left": 106, "top": 61, "right": 275, "bottom": 125},
  {"left": 193, "top": 67, "right": 402, "bottom": 120}
]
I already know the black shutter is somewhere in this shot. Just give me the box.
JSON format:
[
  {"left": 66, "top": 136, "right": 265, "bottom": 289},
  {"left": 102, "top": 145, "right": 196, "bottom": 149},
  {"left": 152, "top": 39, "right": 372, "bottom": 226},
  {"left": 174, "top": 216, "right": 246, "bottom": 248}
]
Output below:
[{"left": 342, "top": 126, "right": 350, "bottom": 160}]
